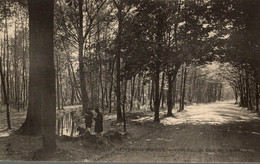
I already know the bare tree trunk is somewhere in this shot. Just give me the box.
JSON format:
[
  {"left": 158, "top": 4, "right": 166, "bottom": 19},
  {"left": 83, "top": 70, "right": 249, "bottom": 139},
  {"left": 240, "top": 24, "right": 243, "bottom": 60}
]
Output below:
[
  {"left": 160, "top": 73, "right": 165, "bottom": 108},
  {"left": 97, "top": 22, "right": 104, "bottom": 109},
  {"left": 14, "top": 21, "right": 20, "bottom": 111},
  {"left": 173, "top": 78, "right": 176, "bottom": 108},
  {"left": 105, "top": 85, "right": 109, "bottom": 109},
  {"left": 0, "top": 40, "right": 3, "bottom": 102},
  {"left": 167, "top": 74, "right": 174, "bottom": 116},
  {"left": 22, "top": 22, "right": 28, "bottom": 110},
  {"left": 5, "top": 12, "right": 11, "bottom": 116},
  {"left": 130, "top": 75, "right": 135, "bottom": 111},
  {"left": 109, "top": 56, "right": 115, "bottom": 113},
  {"left": 59, "top": 65, "right": 64, "bottom": 109},
  {"left": 234, "top": 87, "right": 238, "bottom": 104},
  {"left": 115, "top": 2, "right": 123, "bottom": 121},
  {"left": 78, "top": 0, "right": 89, "bottom": 114},
  {"left": 245, "top": 72, "right": 251, "bottom": 109},
  {"left": 179, "top": 65, "right": 184, "bottom": 110},
  {"left": 136, "top": 74, "right": 141, "bottom": 103},
  {"left": 142, "top": 75, "right": 145, "bottom": 105},
  {"left": 67, "top": 61, "right": 75, "bottom": 105},
  {"left": 166, "top": 64, "right": 180, "bottom": 116},
  {"left": 154, "top": 68, "right": 160, "bottom": 122},
  {"left": 218, "top": 83, "right": 222, "bottom": 101},
  {"left": 56, "top": 54, "right": 61, "bottom": 110},
  {"left": 181, "top": 67, "right": 187, "bottom": 111},
  {"left": 150, "top": 79, "right": 154, "bottom": 112},
  {"left": 122, "top": 78, "right": 127, "bottom": 132},
  {"left": 255, "top": 81, "right": 259, "bottom": 113},
  {"left": 238, "top": 74, "right": 244, "bottom": 107}
]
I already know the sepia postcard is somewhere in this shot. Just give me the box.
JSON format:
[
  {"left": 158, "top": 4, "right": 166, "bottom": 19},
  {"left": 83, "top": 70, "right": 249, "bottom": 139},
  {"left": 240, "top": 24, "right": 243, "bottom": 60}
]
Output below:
[{"left": 0, "top": 0, "right": 259, "bottom": 162}]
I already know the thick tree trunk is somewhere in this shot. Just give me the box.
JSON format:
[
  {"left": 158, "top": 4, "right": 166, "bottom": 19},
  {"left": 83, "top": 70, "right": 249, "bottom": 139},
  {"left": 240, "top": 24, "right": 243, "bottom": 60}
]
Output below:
[
  {"left": 38, "top": 0, "right": 56, "bottom": 152},
  {"left": 17, "top": 3, "right": 44, "bottom": 135},
  {"left": 22, "top": 0, "right": 56, "bottom": 152}
]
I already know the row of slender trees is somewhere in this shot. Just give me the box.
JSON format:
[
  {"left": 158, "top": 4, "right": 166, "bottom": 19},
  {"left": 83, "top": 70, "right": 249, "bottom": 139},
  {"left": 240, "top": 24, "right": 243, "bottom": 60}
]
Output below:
[
  {"left": 220, "top": 64, "right": 259, "bottom": 113},
  {"left": 216, "top": 0, "right": 260, "bottom": 113}
]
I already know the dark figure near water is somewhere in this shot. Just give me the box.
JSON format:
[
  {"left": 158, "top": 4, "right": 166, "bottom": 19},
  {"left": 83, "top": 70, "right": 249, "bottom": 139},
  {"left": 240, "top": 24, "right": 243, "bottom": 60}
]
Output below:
[
  {"left": 94, "top": 108, "right": 103, "bottom": 134},
  {"left": 85, "top": 110, "right": 94, "bottom": 131}
]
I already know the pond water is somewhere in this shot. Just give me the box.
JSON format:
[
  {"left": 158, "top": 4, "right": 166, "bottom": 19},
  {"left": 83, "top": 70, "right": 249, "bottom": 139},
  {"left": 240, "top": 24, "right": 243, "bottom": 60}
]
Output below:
[{"left": 56, "top": 111, "right": 79, "bottom": 137}]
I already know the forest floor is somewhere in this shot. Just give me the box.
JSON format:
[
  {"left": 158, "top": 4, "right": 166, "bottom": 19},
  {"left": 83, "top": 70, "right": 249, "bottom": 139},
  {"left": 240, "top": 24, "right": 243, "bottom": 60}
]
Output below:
[{"left": 0, "top": 100, "right": 260, "bottom": 162}]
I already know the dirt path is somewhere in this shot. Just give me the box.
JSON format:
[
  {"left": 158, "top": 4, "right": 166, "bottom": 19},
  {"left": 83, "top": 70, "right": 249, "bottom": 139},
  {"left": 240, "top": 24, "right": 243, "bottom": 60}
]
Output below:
[
  {"left": 98, "top": 101, "right": 260, "bottom": 162},
  {"left": 0, "top": 101, "right": 259, "bottom": 162}
]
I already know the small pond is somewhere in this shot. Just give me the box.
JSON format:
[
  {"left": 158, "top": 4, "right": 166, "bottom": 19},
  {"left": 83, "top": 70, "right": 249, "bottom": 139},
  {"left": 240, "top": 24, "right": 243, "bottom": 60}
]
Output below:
[{"left": 56, "top": 111, "right": 79, "bottom": 137}]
